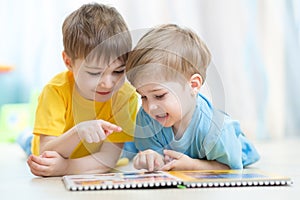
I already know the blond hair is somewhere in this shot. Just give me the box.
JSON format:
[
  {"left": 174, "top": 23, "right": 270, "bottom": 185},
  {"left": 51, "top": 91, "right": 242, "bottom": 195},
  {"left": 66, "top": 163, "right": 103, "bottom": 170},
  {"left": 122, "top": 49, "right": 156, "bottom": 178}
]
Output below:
[
  {"left": 126, "top": 24, "right": 211, "bottom": 85},
  {"left": 62, "top": 3, "right": 131, "bottom": 64}
]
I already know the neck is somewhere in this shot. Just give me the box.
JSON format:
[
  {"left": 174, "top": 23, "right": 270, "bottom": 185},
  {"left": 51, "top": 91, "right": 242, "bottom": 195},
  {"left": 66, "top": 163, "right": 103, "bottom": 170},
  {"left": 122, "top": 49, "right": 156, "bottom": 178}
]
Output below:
[{"left": 172, "top": 100, "right": 196, "bottom": 140}]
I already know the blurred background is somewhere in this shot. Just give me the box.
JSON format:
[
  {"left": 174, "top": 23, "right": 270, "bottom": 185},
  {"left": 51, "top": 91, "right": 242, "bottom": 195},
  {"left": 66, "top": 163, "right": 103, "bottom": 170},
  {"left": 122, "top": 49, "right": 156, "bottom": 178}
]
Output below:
[{"left": 0, "top": 0, "right": 299, "bottom": 143}]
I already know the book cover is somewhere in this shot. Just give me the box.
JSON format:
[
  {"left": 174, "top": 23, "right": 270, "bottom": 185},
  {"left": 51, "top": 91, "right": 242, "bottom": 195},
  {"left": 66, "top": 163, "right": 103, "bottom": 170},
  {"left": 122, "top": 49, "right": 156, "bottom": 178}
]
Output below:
[
  {"left": 168, "top": 169, "right": 293, "bottom": 188},
  {"left": 63, "top": 171, "right": 182, "bottom": 191},
  {"left": 62, "top": 169, "right": 292, "bottom": 191}
]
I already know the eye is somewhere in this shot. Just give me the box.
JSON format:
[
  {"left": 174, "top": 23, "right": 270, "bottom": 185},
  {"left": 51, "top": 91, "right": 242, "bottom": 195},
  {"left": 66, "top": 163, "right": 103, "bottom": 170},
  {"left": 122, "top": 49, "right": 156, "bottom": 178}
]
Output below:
[
  {"left": 113, "top": 69, "right": 125, "bottom": 74},
  {"left": 155, "top": 93, "right": 167, "bottom": 99},
  {"left": 87, "top": 72, "right": 102, "bottom": 76}
]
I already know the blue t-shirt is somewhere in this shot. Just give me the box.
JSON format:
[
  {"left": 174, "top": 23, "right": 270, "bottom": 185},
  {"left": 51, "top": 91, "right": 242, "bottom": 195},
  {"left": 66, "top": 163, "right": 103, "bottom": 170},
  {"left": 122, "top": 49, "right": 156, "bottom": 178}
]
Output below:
[{"left": 134, "top": 93, "right": 260, "bottom": 169}]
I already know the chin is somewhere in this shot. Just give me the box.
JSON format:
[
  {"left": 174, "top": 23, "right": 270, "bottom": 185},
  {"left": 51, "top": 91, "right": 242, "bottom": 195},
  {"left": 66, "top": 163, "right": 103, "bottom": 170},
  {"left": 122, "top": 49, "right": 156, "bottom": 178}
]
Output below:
[
  {"left": 94, "top": 94, "right": 112, "bottom": 102},
  {"left": 157, "top": 120, "right": 173, "bottom": 128}
]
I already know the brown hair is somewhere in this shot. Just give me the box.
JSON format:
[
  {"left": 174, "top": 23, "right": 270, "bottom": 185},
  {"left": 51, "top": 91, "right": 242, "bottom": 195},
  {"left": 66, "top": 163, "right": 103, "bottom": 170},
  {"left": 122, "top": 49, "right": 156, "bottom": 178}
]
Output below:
[
  {"left": 62, "top": 3, "right": 131, "bottom": 64},
  {"left": 126, "top": 24, "right": 211, "bottom": 85}
]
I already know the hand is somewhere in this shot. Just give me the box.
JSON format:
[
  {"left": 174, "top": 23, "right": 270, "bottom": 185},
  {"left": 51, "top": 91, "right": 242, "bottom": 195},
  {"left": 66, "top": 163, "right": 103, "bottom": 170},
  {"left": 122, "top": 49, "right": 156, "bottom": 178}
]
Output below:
[
  {"left": 161, "top": 149, "right": 194, "bottom": 171},
  {"left": 75, "top": 120, "right": 122, "bottom": 143},
  {"left": 133, "top": 149, "right": 164, "bottom": 172},
  {"left": 27, "top": 151, "right": 69, "bottom": 177}
]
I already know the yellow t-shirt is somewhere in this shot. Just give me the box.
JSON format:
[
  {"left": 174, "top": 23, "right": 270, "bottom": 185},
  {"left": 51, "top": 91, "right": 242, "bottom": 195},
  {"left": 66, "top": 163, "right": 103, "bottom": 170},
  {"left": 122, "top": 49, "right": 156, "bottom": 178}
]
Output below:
[{"left": 32, "top": 71, "right": 138, "bottom": 158}]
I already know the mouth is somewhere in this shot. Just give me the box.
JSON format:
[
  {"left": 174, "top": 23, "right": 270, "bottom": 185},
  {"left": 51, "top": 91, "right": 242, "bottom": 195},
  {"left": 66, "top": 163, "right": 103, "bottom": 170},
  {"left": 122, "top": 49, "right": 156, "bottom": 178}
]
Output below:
[
  {"left": 154, "top": 113, "right": 169, "bottom": 121},
  {"left": 96, "top": 91, "right": 111, "bottom": 95}
]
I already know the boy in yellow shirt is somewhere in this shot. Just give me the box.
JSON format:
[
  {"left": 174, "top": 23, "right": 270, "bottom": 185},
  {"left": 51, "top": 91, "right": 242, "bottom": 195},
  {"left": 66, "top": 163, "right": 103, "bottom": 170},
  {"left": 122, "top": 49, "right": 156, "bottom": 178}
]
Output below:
[{"left": 26, "top": 3, "right": 138, "bottom": 176}]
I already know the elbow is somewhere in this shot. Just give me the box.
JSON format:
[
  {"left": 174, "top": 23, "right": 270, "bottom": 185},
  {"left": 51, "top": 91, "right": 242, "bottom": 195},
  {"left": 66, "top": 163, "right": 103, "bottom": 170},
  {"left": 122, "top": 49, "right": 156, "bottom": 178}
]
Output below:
[
  {"left": 100, "top": 165, "right": 112, "bottom": 173},
  {"left": 94, "top": 163, "right": 115, "bottom": 174}
]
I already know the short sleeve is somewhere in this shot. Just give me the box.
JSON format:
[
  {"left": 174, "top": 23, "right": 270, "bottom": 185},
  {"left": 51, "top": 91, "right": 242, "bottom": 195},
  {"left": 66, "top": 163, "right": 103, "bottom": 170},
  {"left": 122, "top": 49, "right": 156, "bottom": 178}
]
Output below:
[
  {"left": 33, "top": 85, "right": 68, "bottom": 136},
  {"left": 204, "top": 113, "right": 244, "bottom": 169},
  {"left": 32, "top": 85, "right": 69, "bottom": 155}
]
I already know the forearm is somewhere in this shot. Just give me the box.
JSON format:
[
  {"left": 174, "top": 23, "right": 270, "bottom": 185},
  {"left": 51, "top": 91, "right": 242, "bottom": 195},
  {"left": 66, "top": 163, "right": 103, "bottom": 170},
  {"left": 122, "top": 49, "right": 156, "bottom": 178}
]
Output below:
[
  {"left": 66, "top": 142, "right": 123, "bottom": 174},
  {"left": 39, "top": 126, "right": 81, "bottom": 158},
  {"left": 28, "top": 142, "right": 123, "bottom": 177},
  {"left": 190, "top": 159, "right": 230, "bottom": 170},
  {"left": 66, "top": 154, "right": 112, "bottom": 174}
]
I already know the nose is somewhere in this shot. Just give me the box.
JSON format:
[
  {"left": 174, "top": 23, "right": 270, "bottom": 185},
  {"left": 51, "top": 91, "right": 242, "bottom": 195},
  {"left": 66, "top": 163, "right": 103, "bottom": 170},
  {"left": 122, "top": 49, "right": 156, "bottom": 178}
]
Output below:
[
  {"left": 99, "top": 74, "right": 114, "bottom": 89},
  {"left": 147, "top": 100, "right": 158, "bottom": 111}
]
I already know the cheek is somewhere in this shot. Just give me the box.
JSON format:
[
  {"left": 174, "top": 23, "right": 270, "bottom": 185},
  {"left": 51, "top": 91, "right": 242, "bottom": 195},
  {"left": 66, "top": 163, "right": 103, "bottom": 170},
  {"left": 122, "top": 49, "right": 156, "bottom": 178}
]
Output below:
[
  {"left": 114, "top": 75, "right": 125, "bottom": 89},
  {"left": 76, "top": 76, "right": 97, "bottom": 90},
  {"left": 141, "top": 100, "right": 149, "bottom": 112},
  {"left": 117, "top": 74, "right": 125, "bottom": 84},
  {"left": 166, "top": 97, "right": 183, "bottom": 115}
]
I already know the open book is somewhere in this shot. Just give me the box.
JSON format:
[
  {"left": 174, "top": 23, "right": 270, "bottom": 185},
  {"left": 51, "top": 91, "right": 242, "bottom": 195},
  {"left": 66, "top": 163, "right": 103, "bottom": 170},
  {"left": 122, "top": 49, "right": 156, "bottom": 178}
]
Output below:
[{"left": 62, "top": 169, "right": 292, "bottom": 191}]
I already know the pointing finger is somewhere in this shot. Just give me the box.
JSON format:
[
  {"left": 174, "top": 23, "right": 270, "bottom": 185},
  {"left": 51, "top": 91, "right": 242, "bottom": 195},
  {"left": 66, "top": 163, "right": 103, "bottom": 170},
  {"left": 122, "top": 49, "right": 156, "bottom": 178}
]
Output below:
[
  {"left": 163, "top": 149, "right": 183, "bottom": 160},
  {"left": 99, "top": 120, "right": 122, "bottom": 135}
]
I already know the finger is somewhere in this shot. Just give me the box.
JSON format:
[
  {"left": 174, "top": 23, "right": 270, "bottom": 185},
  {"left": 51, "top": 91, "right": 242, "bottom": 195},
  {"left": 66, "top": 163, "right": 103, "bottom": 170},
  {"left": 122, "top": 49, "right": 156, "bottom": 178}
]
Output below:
[
  {"left": 96, "top": 129, "right": 106, "bottom": 141},
  {"left": 160, "top": 164, "right": 169, "bottom": 171},
  {"left": 27, "top": 156, "right": 49, "bottom": 176},
  {"left": 146, "top": 154, "right": 155, "bottom": 172},
  {"left": 77, "top": 128, "right": 93, "bottom": 143},
  {"left": 28, "top": 163, "right": 43, "bottom": 176},
  {"left": 133, "top": 155, "right": 140, "bottom": 169},
  {"left": 83, "top": 132, "right": 93, "bottom": 143},
  {"left": 29, "top": 160, "right": 48, "bottom": 174},
  {"left": 32, "top": 154, "right": 56, "bottom": 167},
  {"left": 41, "top": 151, "right": 59, "bottom": 158},
  {"left": 90, "top": 130, "right": 101, "bottom": 143},
  {"left": 160, "top": 159, "right": 176, "bottom": 171},
  {"left": 99, "top": 120, "right": 122, "bottom": 135},
  {"left": 139, "top": 153, "right": 146, "bottom": 167},
  {"left": 27, "top": 155, "right": 35, "bottom": 167},
  {"left": 154, "top": 157, "right": 163, "bottom": 171},
  {"left": 29, "top": 168, "right": 42, "bottom": 177},
  {"left": 164, "top": 154, "right": 172, "bottom": 163},
  {"left": 29, "top": 154, "right": 48, "bottom": 166},
  {"left": 163, "top": 149, "right": 183, "bottom": 160},
  {"left": 133, "top": 153, "right": 145, "bottom": 169}
]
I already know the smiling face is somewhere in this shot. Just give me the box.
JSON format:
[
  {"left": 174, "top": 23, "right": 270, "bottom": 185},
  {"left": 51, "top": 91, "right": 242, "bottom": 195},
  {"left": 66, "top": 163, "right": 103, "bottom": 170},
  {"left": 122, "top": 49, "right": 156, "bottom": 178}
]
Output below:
[
  {"left": 136, "top": 79, "right": 197, "bottom": 135},
  {"left": 68, "top": 56, "right": 126, "bottom": 102}
]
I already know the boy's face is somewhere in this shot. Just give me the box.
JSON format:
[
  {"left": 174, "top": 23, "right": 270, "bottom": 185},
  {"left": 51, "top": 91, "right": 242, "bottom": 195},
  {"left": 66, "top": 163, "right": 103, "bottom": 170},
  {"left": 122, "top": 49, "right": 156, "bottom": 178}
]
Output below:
[
  {"left": 72, "top": 58, "right": 126, "bottom": 102},
  {"left": 136, "top": 79, "right": 196, "bottom": 133}
]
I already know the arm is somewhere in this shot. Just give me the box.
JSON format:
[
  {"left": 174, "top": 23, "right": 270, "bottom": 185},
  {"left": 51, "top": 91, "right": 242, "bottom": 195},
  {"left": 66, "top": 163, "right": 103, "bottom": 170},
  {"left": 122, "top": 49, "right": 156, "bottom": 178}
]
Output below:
[
  {"left": 161, "top": 149, "right": 229, "bottom": 171},
  {"left": 33, "top": 84, "right": 121, "bottom": 157},
  {"left": 27, "top": 142, "right": 123, "bottom": 176},
  {"left": 39, "top": 130, "right": 79, "bottom": 159},
  {"left": 39, "top": 120, "right": 122, "bottom": 158}
]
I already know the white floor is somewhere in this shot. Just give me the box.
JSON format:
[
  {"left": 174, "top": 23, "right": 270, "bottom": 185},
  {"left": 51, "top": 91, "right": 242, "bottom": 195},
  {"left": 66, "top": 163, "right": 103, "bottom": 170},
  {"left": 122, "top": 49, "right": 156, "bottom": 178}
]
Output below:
[{"left": 0, "top": 138, "right": 299, "bottom": 200}]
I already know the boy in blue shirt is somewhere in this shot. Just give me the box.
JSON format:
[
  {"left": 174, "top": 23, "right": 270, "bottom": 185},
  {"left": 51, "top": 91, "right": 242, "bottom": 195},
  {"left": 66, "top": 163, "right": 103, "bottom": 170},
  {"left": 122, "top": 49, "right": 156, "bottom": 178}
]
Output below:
[{"left": 125, "top": 24, "right": 260, "bottom": 171}]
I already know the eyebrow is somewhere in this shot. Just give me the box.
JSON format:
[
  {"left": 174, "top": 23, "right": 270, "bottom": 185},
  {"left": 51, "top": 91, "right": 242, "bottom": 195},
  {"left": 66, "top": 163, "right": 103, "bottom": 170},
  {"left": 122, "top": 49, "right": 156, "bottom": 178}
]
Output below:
[
  {"left": 136, "top": 87, "right": 165, "bottom": 94},
  {"left": 84, "top": 64, "right": 125, "bottom": 70}
]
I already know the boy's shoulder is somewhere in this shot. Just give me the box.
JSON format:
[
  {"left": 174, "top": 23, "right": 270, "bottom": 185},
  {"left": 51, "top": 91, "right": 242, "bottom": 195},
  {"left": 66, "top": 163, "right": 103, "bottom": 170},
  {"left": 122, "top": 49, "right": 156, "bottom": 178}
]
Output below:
[
  {"left": 196, "top": 93, "right": 214, "bottom": 117},
  {"left": 42, "top": 71, "right": 74, "bottom": 94},
  {"left": 110, "top": 81, "right": 139, "bottom": 111},
  {"left": 48, "top": 71, "right": 74, "bottom": 86},
  {"left": 117, "top": 81, "right": 138, "bottom": 98}
]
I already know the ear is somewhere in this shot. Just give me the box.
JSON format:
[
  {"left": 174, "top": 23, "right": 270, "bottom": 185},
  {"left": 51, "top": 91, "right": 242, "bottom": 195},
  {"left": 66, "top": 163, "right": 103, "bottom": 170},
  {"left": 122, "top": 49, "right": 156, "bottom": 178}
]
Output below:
[
  {"left": 189, "top": 73, "right": 203, "bottom": 95},
  {"left": 62, "top": 51, "right": 73, "bottom": 71}
]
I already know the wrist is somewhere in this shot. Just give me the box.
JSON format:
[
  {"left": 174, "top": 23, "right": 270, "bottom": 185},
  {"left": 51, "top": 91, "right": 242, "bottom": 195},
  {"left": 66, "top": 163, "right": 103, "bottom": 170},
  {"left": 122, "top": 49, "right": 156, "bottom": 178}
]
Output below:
[
  {"left": 64, "top": 158, "right": 75, "bottom": 175},
  {"left": 190, "top": 158, "right": 202, "bottom": 170},
  {"left": 66, "top": 126, "right": 82, "bottom": 144}
]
